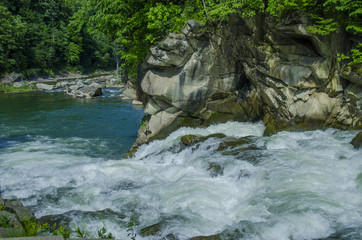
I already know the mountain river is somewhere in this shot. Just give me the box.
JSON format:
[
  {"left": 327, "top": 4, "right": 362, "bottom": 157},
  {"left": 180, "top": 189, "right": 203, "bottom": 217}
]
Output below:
[{"left": 0, "top": 90, "right": 361, "bottom": 240}]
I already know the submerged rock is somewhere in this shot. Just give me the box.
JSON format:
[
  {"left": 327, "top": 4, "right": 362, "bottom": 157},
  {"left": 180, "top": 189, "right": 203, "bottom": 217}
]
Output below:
[
  {"left": 216, "top": 137, "right": 252, "bottom": 151},
  {"left": 207, "top": 162, "right": 224, "bottom": 177},
  {"left": 191, "top": 234, "right": 221, "bottom": 240},
  {"left": 351, "top": 132, "right": 362, "bottom": 149},
  {"left": 140, "top": 221, "right": 165, "bottom": 237}
]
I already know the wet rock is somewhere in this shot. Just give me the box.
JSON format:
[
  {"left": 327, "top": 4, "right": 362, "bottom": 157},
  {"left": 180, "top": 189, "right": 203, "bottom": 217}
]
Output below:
[
  {"left": 163, "top": 233, "right": 177, "bottom": 240},
  {"left": 181, "top": 135, "right": 199, "bottom": 146},
  {"left": 207, "top": 163, "right": 224, "bottom": 177},
  {"left": 190, "top": 234, "right": 221, "bottom": 240},
  {"left": 5, "top": 200, "right": 34, "bottom": 222},
  {"left": 36, "top": 83, "right": 54, "bottom": 91},
  {"left": 140, "top": 221, "right": 165, "bottom": 237},
  {"left": 38, "top": 214, "right": 73, "bottom": 228},
  {"left": 124, "top": 146, "right": 138, "bottom": 159},
  {"left": 181, "top": 133, "right": 226, "bottom": 146},
  {"left": 351, "top": 132, "right": 362, "bottom": 149},
  {"left": 221, "top": 145, "right": 261, "bottom": 156},
  {"left": 0, "top": 197, "right": 4, "bottom": 206},
  {"left": 216, "top": 137, "right": 252, "bottom": 151}
]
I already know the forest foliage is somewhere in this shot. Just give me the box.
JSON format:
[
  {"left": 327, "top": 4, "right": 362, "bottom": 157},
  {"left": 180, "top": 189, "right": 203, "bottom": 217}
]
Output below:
[
  {"left": 0, "top": 0, "right": 114, "bottom": 77},
  {"left": 1, "top": 0, "right": 361, "bottom": 78},
  {"left": 89, "top": 0, "right": 361, "bottom": 76}
]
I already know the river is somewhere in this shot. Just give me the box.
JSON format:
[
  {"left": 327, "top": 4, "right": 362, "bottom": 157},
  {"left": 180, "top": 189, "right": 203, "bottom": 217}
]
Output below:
[{"left": 0, "top": 90, "right": 361, "bottom": 240}]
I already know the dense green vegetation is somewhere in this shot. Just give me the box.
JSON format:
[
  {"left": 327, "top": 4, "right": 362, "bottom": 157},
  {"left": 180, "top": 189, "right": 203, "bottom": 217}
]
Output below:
[
  {"left": 1, "top": 0, "right": 360, "bottom": 78},
  {"left": 0, "top": 82, "right": 36, "bottom": 93},
  {"left": 90, "top": 0, "right": 361, "bottom": 75},
  {"left": 0, "top": 0, "right": 114, "bottom": 78}
]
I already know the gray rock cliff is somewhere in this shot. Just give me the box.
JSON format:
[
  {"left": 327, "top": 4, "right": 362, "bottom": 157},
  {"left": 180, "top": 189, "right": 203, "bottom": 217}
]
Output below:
[{"left": 133, "top": 13, "right": 361, "bottom": 147}]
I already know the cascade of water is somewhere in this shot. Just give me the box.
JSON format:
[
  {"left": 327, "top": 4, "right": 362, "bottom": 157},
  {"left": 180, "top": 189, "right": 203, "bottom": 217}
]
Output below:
[{"left": 1, "top": 93, "right": 361, "bottom": 240}]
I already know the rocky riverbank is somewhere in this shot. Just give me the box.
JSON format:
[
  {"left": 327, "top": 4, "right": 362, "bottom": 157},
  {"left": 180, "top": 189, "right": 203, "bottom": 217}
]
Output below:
[
  {"left": 0, "top": 196, "right": 35, "bottom": 237},
  {"left": 132, "top": 13, "right": 361, "bottom": 148},
  {"left": 0, "top": 71, "right": 129, "bottom": 99}
]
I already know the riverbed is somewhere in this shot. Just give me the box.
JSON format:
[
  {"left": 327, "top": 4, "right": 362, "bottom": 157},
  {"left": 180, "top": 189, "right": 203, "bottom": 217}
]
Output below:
[{"left": 0, "top": 90, "right": 361, "bottom": 240}]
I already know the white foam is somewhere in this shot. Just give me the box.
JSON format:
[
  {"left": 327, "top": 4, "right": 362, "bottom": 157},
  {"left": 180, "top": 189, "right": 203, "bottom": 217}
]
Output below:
[{"left": 1, "top": 125, "right": 362, "bottom": 239}]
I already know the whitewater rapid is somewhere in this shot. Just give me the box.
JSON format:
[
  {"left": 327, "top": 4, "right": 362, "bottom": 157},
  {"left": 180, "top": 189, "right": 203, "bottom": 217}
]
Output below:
[{"left": 1, "top": 120, "right": 361, "bottom": 239}]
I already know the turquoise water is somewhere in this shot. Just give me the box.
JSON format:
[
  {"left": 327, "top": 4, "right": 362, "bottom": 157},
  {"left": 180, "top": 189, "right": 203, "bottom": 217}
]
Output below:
[
  {"left": 1, "top": 90, "right": 361, "bottom": 240},
  {"left": 0, "top": 90, "right": 144, "bottom": 159}
]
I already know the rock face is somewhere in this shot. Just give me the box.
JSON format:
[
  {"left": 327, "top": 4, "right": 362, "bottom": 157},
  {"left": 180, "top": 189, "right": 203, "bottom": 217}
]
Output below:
[{"left": 135, "top": 14, "right": 361, "bottom": 146}]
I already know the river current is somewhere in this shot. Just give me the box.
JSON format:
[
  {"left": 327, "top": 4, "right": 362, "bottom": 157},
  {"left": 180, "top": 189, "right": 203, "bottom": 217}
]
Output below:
[{"left": 0, "top": 90, "right": 361, "bottom": 240}]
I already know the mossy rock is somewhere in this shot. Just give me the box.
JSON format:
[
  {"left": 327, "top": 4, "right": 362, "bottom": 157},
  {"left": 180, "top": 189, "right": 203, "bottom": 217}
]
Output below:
[
  {"left": 216, "top": 137, "right": 251, "bottom": 151},
  {"left": 263, "top": 114, "right": 297, "bottom": 136},
  {"left": 351, "top": 132, "right": 362, "bottom": 149},
  {"left": 181, "top": 135, "right": 199, "bottom": 146},
  {"left": 0, "top": 211, "right": 21, "bottom": 228},
  {"left": 150, "top": 116, "right": 202, "bottom": 142},
  {"left": 0, "top": 227, "right": 25, "bottom": 238},
  {"left": 199, "top": 133, "right": 226, "bottom": 141},
  {"left": 191, "top": 234, "right": 221, "bottom": 240},
  {"left": 124, "top": 146, "right": 138, "bottom": 159},
  {"left": 221, "top": 145, "right": 261, "bottom": 156},
  {"left": 140, "top": 221, "right": 165, "bottom": 237},
  {"left": 5, "top": 200, "right": 34, "bottom": 223},
  {"left": 202, "top": 112, "right": 234, "bottom": 127},
  {"left": 294, "top": 117, "right": 325, "bottom": 131},
  {"left": 181, "top": 133, "right": 226, "bottom": 146}
]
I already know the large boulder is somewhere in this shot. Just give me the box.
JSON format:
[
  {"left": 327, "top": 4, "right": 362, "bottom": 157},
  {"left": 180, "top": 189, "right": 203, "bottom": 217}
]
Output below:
[{"left": 134, "top": 14, "right": 361, "bottom": 145}]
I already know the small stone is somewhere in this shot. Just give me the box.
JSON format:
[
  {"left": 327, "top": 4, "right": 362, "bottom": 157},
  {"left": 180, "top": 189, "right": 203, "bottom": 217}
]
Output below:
[{"left": 351, "top": 132, "right": 362, "bottom": 149}]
